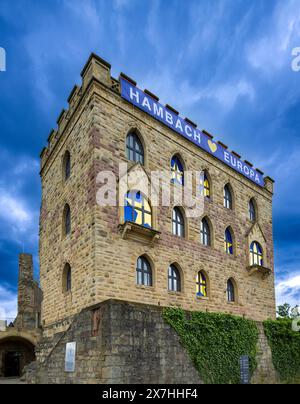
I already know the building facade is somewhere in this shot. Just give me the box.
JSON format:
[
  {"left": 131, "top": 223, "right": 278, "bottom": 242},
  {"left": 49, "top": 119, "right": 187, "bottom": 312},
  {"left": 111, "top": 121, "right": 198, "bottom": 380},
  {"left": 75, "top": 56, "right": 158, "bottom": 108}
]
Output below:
[{"left": 39, "top": 54, "right": 276, "bottom": 338}]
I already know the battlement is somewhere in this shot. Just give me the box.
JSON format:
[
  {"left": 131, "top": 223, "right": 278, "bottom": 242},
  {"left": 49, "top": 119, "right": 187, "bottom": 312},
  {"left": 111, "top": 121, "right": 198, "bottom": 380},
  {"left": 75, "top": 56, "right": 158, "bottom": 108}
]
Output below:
[{"left": 40, "top": 53, "right": 274, "bottom": 193}]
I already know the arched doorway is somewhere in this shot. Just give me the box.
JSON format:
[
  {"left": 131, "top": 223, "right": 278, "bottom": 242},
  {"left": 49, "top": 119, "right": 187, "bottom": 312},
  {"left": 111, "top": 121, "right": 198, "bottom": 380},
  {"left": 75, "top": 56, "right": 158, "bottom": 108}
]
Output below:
[{"left": 0, "top": 337, "right": 35, "bottom": 378}]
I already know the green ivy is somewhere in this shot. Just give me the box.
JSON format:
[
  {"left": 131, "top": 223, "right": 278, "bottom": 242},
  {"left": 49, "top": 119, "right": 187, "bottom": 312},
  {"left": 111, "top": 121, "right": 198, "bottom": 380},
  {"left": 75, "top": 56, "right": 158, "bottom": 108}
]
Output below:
[
  {"left": 163, "top": 308, "right": 259, "bottom": 384},
  {"left": 264, "top": 319, "right": 300, "bottom": 383}
]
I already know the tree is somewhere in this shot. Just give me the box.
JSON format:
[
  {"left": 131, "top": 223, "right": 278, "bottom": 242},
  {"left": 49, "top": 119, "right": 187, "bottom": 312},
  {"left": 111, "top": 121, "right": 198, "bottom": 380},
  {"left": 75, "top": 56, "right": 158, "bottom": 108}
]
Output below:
[{"left": 277, "top": 303, "right": 300, "bottom": 319}]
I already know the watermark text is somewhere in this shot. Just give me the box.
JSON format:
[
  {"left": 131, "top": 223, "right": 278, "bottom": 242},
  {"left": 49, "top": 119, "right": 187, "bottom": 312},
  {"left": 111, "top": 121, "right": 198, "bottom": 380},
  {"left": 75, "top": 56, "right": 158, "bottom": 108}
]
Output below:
[
  {"left": 292, "top": 47, "right": 300, "bottom": 72},
  {"left": 0, "top": 47, "right": 6, "bottom": 72}
]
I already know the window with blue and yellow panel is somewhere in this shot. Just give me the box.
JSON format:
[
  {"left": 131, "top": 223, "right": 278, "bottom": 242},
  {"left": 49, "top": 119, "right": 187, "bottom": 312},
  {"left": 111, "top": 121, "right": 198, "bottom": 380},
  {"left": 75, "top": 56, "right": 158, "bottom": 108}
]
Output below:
[
  {"left": 124, "top": 191, "right": 152, "bottom": 229},
  {"left": 196, "top": 271, "right": 208, "bottom": 298},
  {"left": 171, "top": 155, "right": 184, "bottom": 185}
]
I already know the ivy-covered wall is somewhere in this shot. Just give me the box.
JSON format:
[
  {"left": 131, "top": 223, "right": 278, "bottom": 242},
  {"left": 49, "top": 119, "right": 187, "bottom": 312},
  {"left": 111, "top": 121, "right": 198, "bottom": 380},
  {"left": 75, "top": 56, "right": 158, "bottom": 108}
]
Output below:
[
  {"left": 163, "top": 308, "right": 259, "bottom": 384},
  {"left": 264, "top": 319, "right": 300, "bottom": 384}
]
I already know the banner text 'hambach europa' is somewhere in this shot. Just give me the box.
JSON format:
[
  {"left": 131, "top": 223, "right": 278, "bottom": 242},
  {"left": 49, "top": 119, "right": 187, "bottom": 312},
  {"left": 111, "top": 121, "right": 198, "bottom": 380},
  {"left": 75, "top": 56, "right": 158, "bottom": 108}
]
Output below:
[{"left": 121, "top": 78, "right": 264, "bottom": 187}]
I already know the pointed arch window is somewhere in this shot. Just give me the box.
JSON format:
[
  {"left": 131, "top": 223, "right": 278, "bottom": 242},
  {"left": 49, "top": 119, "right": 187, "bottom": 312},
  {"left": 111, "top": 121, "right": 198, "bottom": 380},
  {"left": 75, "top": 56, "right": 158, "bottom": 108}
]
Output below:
[
  {"left": 200, "top": 218, "right": 211, "bottom": 246},
  {"left": 250, "top": 241, "right": 264, "bottom": 266},
  {"left": 126, "top": 132, "right": 144, "bottom": 164},
  {"left": 63, "top": 263, "right": 72, "bottom": 293},
  {"left": 227, "top": 279, "right": 235, "bottom": 302},
  {"left": 224, "top": 184, "right": 233, "bottom": 210},
  {"left": 168, "top": 265, "right": 181, "bottom": 292},
  {"left": 124, "top": 191, "right": 152, "bottom": 228},
  {"left": 224, "top": 227, "right": 234, "bottom": 255},
  {"left": 172, "top": 207, "right": 185, "bottom": 237},
  {"left": 63, "top": 151, "right": 71, "bottom": 181},
  {"left": 64, "top": 204, "right": 71, "bottom": 236},
  {"left": 171, "top": 155, "right": 184, "bottom": 186},
  {"left": 136, "top": 256, "right": 152, "bottom": 286},
  {"left": 200, "top": 171, "right": 211, "bottom": 198},
  {"left": 249, "top": 199, "right": 256, "bottom": 222},
  {"left": 196, "top": 271, "right": 208, "bottom": 298}
]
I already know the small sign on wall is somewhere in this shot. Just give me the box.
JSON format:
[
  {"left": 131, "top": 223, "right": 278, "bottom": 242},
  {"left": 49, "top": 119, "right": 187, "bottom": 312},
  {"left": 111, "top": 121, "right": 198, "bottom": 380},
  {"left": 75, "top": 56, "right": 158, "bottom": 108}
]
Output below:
[
  {"left": 65, "top": 342, "right": 76, "bottom": 373},
  {"left": 240, "top": 355, "right": 250, "bottom": 384}
]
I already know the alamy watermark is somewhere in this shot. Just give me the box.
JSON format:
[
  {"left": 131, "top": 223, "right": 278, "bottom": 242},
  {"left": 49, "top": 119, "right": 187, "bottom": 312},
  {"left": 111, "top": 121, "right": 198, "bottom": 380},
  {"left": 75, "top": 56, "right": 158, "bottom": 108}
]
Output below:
[
  {"left": 292, "top": 47, "right": 300, "bottom": 72},
  {"left": 96, "top": 163, "right": 205, "bottom": 219},
  {"left": 0, "top": 47, "right": 6, "bottom": 72},
  {"left": 291, "top": 307, "right": 300, "bottom": 332},
  {"left": 0, "top": 307, "right": 7, "bottom": 331}
]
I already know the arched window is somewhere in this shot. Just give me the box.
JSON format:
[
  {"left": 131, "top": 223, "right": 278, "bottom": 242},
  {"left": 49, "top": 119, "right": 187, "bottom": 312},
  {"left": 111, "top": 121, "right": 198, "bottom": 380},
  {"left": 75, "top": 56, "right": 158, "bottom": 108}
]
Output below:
[
  {"left": 63, "top": 263, "right": 72, "bottom": 292},
  {"left": 249, "top": 199, "right": 256, "bottom": 222},
  {"left": 200, "top": 218, "right": 211, "bottom": 246},
  {"left": 200, "top": 171, "right": 211, "bottom": 198},
  {"left": 124, "top": 191, "right": 152, "bottom": 228},
  {"left": 227, "top": 279, "right": 235, "bottom": 302},
  {"left": 171, "top": 155, "right": 184, "bottom": 185},
  {"left": 196, "top": 271, "right": 208, "bottom": 298},
  {"left": 250, "top": 241, "right": 264, "bottom": 266},
  {"left": 64, "top": 204, "right": 71, "bottom": 236},
  {"left": 126, "top": 132, "right": 144, "bottom": 164},
  {"left": 172, "top": 207, "right": 185, "bottom": 237},
  {"left": 224, "top": 227, "right": 234, "bottom": 255},
  {"left": 136, "top": 256, "right": 152, "bottom": 286},
  {"left": 168, "top": 265, "right": 181, "bottom": 292},
  {"left": 63, "top": 151, "right": 71, "bottom": 181},
  {"left": 224, "top": 184, "right": 233, "bottom": 210}
]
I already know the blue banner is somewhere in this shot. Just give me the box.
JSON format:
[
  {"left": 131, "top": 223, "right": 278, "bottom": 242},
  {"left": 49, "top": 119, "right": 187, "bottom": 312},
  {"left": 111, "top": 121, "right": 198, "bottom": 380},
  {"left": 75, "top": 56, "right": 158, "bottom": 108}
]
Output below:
[{"left": 121, "top": 78, "right": 264, "bottom": 187}]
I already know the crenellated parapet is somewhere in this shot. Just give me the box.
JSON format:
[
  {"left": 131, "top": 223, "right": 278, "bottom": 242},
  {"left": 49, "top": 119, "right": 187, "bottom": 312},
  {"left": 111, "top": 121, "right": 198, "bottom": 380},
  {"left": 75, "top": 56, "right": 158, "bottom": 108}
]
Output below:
[{"left": 39, "top": 53, "right": 274, "bottom": 192}]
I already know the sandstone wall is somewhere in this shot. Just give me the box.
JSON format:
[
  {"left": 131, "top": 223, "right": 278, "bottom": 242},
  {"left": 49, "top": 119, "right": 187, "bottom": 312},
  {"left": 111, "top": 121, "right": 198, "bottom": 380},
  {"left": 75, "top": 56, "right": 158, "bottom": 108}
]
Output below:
[
  {"left": 33, "top": 300, "right": 203, "bottom": 384},
  {"left": 39, "top": 54, "right": 276, "bottom": 335},
  {"left": 30, "top": 300, "right": 277, "bottom": 384}
]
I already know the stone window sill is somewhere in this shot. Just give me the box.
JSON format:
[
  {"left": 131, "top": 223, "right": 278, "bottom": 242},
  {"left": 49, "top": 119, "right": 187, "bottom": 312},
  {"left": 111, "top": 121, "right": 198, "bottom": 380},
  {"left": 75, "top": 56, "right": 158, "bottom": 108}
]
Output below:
[
  {"left": 135, "top": 284, "right": 155, "bottom": 292},
  {"left": 168, "top": 291, "right": 182, "bottom": 296},
  {"left": 196, "top": 296, "right": 209, "bottom": 301},
  {"left": 226, "top": 301, "right": 239, "bottom": 306}
]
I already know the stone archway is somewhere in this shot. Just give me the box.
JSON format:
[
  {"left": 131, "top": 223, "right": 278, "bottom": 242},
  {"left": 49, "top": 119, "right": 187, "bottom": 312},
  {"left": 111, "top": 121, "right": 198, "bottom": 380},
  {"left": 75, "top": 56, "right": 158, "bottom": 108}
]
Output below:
[{"left": 0, "top": 336, "right": 35, "bottom": 378}]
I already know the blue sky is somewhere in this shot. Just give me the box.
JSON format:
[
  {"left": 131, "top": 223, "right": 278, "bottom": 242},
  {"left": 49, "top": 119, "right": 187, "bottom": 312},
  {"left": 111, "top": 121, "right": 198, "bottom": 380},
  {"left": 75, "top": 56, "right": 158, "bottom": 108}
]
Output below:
[{"left": 0, "top": 0, "right": 300, "bottom": 317}]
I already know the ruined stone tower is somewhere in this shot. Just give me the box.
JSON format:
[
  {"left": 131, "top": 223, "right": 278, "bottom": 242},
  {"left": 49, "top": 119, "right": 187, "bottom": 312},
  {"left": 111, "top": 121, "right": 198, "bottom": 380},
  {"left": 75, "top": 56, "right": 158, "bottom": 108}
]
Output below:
[{"left": 14, "top": 254, "right": 42, "bottom": 330}]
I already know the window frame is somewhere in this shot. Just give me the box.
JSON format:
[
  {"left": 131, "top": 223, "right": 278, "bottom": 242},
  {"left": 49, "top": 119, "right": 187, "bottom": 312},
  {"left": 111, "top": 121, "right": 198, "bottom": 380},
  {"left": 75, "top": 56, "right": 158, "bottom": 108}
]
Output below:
[
  {"left": 124, "top": 191, "right": 152, "bottom": 229},
  {"left": 224, "top": 227, "right": 234, "bottom": 255},
  {"left": 200, "top": 171, "right": 211, "bottom": 198},
  {"left": 250, "top": 241, "right": 264, "bottom": 267},
  {"left": 66, "top": 266, "right": 72, "bottom": 292},
  {"left": 224, "top": 184, "right": 233, "bottom": 210},
  {"left": 63, "top": 263, "right": 72, "bottom": 293},
  {"left": 126, "top": 132, "right": 144, "bottom": 165},
  {"left": 249, "top": 199, "right": 257, "bottom": 222},
  {"left": 171, "top": 155, "right": 184, "bottom": 186},
  {"left": 136, "top": 256, "right": 153, "bottom": 287},
  {"left": 196, "top": 271, "right": 208, "bottom": 298},
  {"left": 227, "top": 279, "right": 235, "bottom": 302},
  {"left": 200, "top": 218, "right": 211, "bottom": 246},
  {"left": 172, "top": 207, "right": 185, "bottom": 238},
  {"left": 63, "top": 151, "right": 71, "bottom": 182},
  {"left": 64, "top": 204, "right": 71, "bottom": 237},
  {"left": 168, "top": 265, "right": 181, "bottom": 292}
]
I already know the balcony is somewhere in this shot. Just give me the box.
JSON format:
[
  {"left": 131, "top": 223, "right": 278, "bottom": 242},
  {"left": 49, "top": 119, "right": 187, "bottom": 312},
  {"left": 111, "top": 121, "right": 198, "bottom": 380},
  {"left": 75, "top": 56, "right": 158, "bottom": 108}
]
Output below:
[
  {"left": 247, "top": 265, "right": 272, "bottom": 279},
  {"left": 118, "top": 222, "right": 161, "bottom": 246}
]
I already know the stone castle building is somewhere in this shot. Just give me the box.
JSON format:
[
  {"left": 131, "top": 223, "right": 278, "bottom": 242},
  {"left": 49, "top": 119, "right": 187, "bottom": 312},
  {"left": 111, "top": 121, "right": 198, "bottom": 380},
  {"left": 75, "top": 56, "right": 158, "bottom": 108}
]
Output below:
[
  {"left": 39, "top": 53, "right": 275, "bottom": 337},
  {"left": 0, "top": 254, "right": 42, "bottom": 377},
  {"left": 27, "top": 53, "right": 276, "bottom": 383}
]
